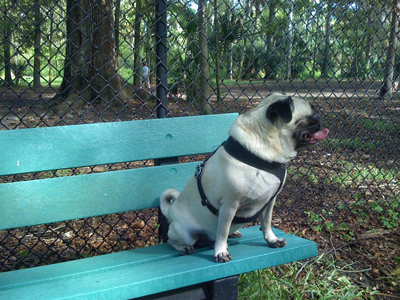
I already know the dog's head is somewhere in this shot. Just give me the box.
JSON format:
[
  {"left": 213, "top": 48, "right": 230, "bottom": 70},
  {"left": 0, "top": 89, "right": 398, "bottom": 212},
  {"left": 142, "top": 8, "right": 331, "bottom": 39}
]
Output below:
[{"left": 230, "top": 93, "right": 329, "bottom": 163}]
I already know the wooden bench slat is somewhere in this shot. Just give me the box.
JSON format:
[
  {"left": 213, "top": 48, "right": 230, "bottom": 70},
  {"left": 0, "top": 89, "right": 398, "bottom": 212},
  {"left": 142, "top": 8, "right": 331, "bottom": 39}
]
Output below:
[
  {"left": 0, "top": 162, "right": 199, "bottom": 230},
  {"left": 0, "top": 227, "right": 318, "bottom": 300},
  {"left": 0, "top": 114, "right": 237, "bottom": 176}
]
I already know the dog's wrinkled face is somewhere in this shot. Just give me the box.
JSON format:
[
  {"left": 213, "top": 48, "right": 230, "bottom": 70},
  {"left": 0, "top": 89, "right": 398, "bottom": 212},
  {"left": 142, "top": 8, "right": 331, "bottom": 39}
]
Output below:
[
  {"left": 292, "top": 113, "right": 329, "bottom": 149},
  {"left": 264, "top": 93, "right": 329, "bottom": 149},
  {"left": 231, "top": 93, "right": 329, "bottom": 163}
]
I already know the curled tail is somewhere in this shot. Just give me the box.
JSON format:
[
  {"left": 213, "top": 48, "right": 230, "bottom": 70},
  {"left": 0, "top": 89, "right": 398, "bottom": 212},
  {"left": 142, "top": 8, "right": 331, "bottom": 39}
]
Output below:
[{"left": 160, "top": 188, "right": 180, "bottom": 220}]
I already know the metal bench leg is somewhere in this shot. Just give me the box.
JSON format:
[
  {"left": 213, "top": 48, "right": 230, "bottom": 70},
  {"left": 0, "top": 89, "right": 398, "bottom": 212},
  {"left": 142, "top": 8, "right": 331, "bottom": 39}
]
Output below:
[
  {"left": 134, "top": 275, "right": 239, "bottom": 300},
  {"left": 208, "top": 275, "right": 239, "bottom": 300}
]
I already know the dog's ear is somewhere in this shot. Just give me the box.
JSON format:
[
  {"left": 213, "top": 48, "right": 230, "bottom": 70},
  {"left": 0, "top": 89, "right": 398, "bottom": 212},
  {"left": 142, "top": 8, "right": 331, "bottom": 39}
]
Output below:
[{"left": 266, "top": 97, "right": 293, "bottom": 123}]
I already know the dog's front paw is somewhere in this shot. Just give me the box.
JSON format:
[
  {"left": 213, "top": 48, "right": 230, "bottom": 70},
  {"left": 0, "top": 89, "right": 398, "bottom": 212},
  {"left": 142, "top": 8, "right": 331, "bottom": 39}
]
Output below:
[
  {"left": 228, "top": 231, "right": 242, "bottom": 239},
  {"left": 179, "top": 245, "right": 195, "bottom": 255},
  {"left": 267, "top": 237, "right": 287, "bottom": 248},
  {"left": 214, "top": 251, "right": 232, "bottom": 263}
]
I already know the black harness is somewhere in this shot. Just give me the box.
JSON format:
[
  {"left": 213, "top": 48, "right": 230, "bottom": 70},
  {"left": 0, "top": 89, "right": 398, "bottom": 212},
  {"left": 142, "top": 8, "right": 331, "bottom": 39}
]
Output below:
[{"left": 195, "top": 136, "right": 286, "bottom": 224}]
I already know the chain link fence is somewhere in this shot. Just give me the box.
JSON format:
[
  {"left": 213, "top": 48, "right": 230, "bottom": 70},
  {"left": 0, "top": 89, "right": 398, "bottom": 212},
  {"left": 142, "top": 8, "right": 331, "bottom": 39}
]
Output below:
[{"left": 1, "top": 0, "right": 399, "bottom": 272}]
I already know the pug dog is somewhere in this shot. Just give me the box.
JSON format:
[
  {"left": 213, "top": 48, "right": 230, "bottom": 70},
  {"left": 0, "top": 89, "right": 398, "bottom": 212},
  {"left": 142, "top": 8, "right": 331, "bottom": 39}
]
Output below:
[{"left": 160, "top": 93, "right": 329, "bottom": 262}]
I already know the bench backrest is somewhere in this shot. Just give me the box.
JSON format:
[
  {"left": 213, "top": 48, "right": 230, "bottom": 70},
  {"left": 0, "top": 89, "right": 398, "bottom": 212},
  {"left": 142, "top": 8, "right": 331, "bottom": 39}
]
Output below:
[{"left": 0, "top": 113, "right": 238, "bottom": 230}]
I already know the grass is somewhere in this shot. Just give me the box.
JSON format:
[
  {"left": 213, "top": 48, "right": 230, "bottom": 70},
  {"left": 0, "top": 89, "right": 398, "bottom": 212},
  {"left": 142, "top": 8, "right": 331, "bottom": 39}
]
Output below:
[
  {"left": 356, "top": 119, "right": 399, "bottom": 131},
  {"left": 327, "top": 161, "right": 399, "bottom": 187},
  {"left": 328, "top": 137, "right": 377, "bottom": 150},
  {"left": 239, "top": 254, "right": 379, "bottom": 300},
  {"left": 238, "top": 194, "right": 400, "bottom": 299},
  {"left": 289, "top": 160, "right": 399, "bottom": 188}
]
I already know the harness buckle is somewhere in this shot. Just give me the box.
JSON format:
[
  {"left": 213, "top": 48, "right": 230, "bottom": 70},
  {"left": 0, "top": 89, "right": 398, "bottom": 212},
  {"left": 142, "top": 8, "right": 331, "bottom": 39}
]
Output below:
[{"left": 195, "top": 162, "right": 205, "bottom": 179}]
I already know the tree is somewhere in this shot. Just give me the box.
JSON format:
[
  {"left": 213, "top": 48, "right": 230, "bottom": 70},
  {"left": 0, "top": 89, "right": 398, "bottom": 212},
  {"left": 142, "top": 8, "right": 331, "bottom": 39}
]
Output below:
[
  {"left": 265, "top": 0, "right": 277, "bottom": 79},
  {"left": 48, "top": 6, "right": 55, "bottom": 85},
  {"left": 286, "top": 1, "right": 294, "bottom": 80},
  {"left": 237, "top": 0, "right": 251, "bottom": 79},
  {"left": 133, "top": 0, "right": 142, "bottom": 87},
  {"left": 362, "top": 0, "right": 379, "bottom": 77},
  {"left": 197, "top": 0, "right": 212, "bottom": 114},
  {"left": 321, "top": 1, "right": 333, "bottom": 78},
  {"left": 209, "top": 9, "right": 244, "bottom": 78},
  {"left": 114, "top": 0, "right": 121, "bottom": 56},
  {"left": 53, "top": 0, "right": 132, "bottom": 111},
  {"left": 2, "top": 0, "right": 14, "bottom": 85},
  {"left": 380, "top": 1, "right": 400, "bottom": 99},
  {"left": 213, "top": 0, "right": 221, "bottom": 103},
  {"left": 33, "top": 0, "right": 42, "bottom": 88}
]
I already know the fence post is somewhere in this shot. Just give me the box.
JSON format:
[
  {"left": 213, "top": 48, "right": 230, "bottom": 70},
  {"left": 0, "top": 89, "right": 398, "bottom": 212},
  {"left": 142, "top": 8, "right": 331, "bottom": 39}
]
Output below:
[
  {"left": 155, "top": 0, "right": 168, "bottom": 118},
  {"left": 155, "top": 0, "right": 174, "bottom": 244}
]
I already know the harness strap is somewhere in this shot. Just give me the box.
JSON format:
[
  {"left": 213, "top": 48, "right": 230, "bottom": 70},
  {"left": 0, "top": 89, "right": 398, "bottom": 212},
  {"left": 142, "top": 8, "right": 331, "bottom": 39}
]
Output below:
[
  {"left": 223, "top": 136, "right": 286, "bottom": 179},
  {"left": 197, "top": 175, "right": 220, "bottom": 216},
  {"left": 196, "top": 136, "right": 286, "bottom": 224}
]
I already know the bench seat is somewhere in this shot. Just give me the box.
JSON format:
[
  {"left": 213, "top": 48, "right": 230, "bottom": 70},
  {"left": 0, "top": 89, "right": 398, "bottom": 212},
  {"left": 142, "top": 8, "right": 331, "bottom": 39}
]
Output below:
[{"left": 0, "top": 226, "right": 317, "bottom": 300}]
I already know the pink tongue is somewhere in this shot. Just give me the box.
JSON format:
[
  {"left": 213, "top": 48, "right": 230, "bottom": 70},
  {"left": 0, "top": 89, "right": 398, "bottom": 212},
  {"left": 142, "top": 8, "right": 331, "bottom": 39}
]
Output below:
[{"left": 312, "top": 128, "right": 329, "bottom": 141}]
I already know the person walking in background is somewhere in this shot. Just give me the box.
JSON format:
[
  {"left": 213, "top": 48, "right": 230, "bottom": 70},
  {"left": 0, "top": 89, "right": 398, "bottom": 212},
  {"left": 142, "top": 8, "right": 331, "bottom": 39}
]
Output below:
[{"left": 141, "top": 62, "right": 152, "bottom": 93}]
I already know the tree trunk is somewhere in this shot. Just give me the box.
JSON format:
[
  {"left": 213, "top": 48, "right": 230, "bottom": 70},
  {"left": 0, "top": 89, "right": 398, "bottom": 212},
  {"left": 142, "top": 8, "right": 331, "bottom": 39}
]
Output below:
[
  {"left": 380, "top": 1, "right": 400, "bottom": 99},
  {"left": 214, "top": 0, "right": 221, "bottom": 103},
  {"left": 225, "top": 1, "right": 233, "bottom": 80},
  {"left": 265, "top": 0, "right": 276, "bottom": 79},
  {"left": 33, "top": 0, "right": 42, "bottom": 88},
  {"left": 133, "top": 0, "right": 142, "bottom": 87},
  {"left": 198, "top": 0, "right": 212, "bottom": 114},
  {"left": 48, "top": 8, "right": 54, "bottom": 85},
  {"left": 3, "top": 26, "right": 12, "bottom": 85},
  {"left": 228, "top": 43, "right": 233, "bottom": 80},
  {"left": 363, "top": 0, "right": 375, "bottom": 77},
  {"left": 115, "top": 0, "right": 121, "bottom": 56},
  {"left": 312, "top": 2, "right": 321, "bottom": 78},
  {"left": 238, "top": 0, "right": 250, "bottom": 79},
  {"left": 286, "top": 1, "right": 294, "bottom": 80},
  {"left": 53, "top": 0, "right": 130, "bottom": 111},
  {"left": 321, "top": 2, "right": 332, "bottom": 78},
  {"left": 350, "top": 5, "right": 362, "bottom": 80},
  {"left": 351, "top": 35, "right": 359, "bottom": 79}
]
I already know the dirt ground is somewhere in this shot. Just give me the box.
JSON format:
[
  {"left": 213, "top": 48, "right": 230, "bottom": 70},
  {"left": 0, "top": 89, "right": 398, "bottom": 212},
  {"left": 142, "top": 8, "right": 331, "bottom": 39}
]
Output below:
[{"left": 0, "top": 79, "right": 399, "bottom": 298}]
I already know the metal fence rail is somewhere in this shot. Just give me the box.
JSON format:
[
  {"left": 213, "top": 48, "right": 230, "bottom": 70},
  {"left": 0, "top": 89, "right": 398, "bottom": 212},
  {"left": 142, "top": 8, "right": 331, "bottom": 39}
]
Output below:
[{"left": 0, "top": 0, "right": 399, "bottom": 272}]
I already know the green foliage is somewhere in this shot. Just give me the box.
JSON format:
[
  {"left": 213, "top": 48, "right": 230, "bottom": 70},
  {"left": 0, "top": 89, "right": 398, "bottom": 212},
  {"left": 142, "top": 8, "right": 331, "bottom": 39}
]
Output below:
[
  {"left": 305, "top": 210, "right": 335, "bottom": 233},
  {"left": 327, "top": 161, "right": 399, "bottom": 188},
  {"left": 239, "top": 255, "right": 379, "bottom": 299},
  {"left": 1, "top": 0, "right": 391, "bottom": 87},
  {"left": 351, "top": 196, "right": 400, "bottom": 230},
  {"left": 329, "top": 137, "right": 377, "bottom": 151},
  {"left": 373, "top": 197, "right": 400, "bottom": 229},
  {"left": 356, "top": 119, "right": 400, "bottom": 131}
]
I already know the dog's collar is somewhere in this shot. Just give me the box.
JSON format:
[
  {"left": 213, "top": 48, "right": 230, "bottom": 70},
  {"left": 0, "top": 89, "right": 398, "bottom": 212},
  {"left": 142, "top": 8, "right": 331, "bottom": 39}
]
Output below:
[
  {"left": 223, "top": 136, "right": 286, "bottom": 180},
  {"left": 196, "top": 136, "right": 286, "bottom": 224}
]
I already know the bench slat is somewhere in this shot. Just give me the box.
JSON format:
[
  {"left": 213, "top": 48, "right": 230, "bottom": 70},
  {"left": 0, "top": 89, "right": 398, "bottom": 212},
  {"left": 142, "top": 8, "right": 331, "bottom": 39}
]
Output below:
[
  {"left": 0, "top": 162, "right": 199, "bottom": 230},
  {"left": 0, "top": 114, "right": 237, "bottom": 176},
  {"left": 0, "top": 227, "right": 318, "bottom": 300}
]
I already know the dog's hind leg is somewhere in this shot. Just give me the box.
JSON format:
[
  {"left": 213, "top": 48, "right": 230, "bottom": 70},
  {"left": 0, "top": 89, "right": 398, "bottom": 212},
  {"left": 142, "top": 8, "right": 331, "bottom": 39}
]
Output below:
[
  {"left": 167, "top": 222, "right": 196, "bottom": 255},
  {"left": 260, "top": 197, "right": 287, "bottom": 248}
]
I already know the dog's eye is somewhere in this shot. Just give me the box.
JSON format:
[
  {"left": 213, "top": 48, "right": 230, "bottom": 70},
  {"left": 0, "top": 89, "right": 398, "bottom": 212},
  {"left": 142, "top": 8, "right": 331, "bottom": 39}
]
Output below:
[{"left": 308, "top": 116, "right": 319, "bottom": 125}]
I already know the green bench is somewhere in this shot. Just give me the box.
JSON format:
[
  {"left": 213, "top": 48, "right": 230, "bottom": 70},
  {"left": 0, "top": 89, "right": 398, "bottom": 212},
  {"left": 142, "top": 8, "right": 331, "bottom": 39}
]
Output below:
[{"left": 0, "top": 113, "right": 317, "bottom": 299}]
